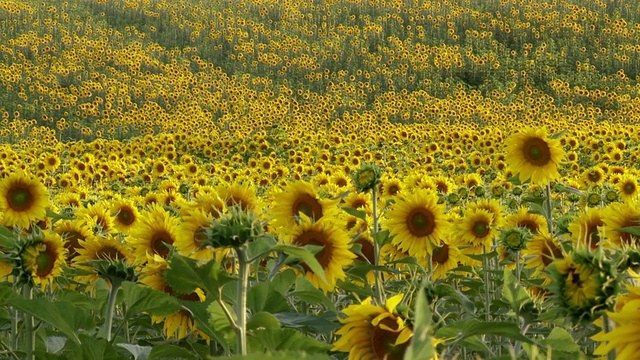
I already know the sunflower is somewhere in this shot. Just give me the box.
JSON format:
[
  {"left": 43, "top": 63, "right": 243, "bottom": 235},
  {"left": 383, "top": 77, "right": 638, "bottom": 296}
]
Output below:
[
  {"left": 139, "top": 255, "right": 209, "bottom": 340},
  {"left": 73, "top": 234, "right": 131, "bottom": 286},
  {"left": 504, "top": 128, "right": 565, "bottom": 184},
  {"left": 283, "top": 215, "right": 356, "bottom": 293},
  {"left": 567, "top": 208, "right": 604, "bottom": 251},
  {"left": 431, "top": 238, "right": 462, "bottom": 280},
  {"left": 468, "top": 198, "right": 505, "bottom": 228},
  {"left": 22, "top": 232, "right": 67, "bottom": 290},
  {"left": 271, "top": 180, "right": 340, "bottom": 230},
  {"left": 0, "top": 171, "right": 51, "bottom": 229},
  {"left": 216, "top": 181, "right": 259, "bottom": 213},
  {"left": 53, "top": 218, "right": 96, "bottom": 262},
  {"left": 616, "top": 173, "right": 639, "bottom": 203},
  {"left": 602, "top": 201, "right": 640, "bottom": 248},
  {"left": 110, "top": 198, "right": 139, "bottom": 234},
  {"left": 522, "top": 229, "right": 563, "bottom": 276},
  {"left": 333, "top": 294, "right": 414, "bottom": 360},
  {"left": 381, "top": 176, "right": 403, "bottom": 198},
  {"left": 129, "top": 204, "right": 183, "bottom": 264},
  {"left": 75, "top": 201, "right": 114, "bottom": 234},
  {"left": 385, "top": 189, "right": 447, "bottom": 258},
  {"left": 342, "top": 192, "right": 372, "bottom": 216},
  {"left": 506, "top": 207, "right": 547, "bottom": 235},
  {"left": 453, "top": 208, "right": 496, "bottom": 254},
  {"left": 581, "top": 167, "right": 605, "bottom": 187},
  {"left": 175, "top": 208, "right": 222, "bottom": 260}
]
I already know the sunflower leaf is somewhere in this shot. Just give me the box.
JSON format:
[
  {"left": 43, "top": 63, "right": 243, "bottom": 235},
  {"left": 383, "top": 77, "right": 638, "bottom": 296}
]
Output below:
[
  {"left": 372, "top": 229, "right": 392, "bottom": 247},
  {"left": 122, "top": 281, "right": 181, "bottom": 317},
  {"left": 553, "top": 184, "right": 584, "bottom": 197},
  {"left": 501, "top": 267, "right": 531, "bottom": 314},
  {"left": 341, "top": 206, "right": 367, "bottom": 221},
  {"left": 272, "top": 244, "right": 326, "bottom": 283},
  {"left": 460, "top": 319, "right": 534, "bottom": 344},
  {"left": 549, "top": 129, "right": 568, "bottom": 140},
  {"left": 616, "top": 226, "right": 640, "bottom": 237},
  {"left": 540, "top": 327, "right": 580, "bottom": 353},
  {"left": 405, "top": 282, "right": 436, "bottom": 360},
  {"left": 9, "top": 298, "right": 82, "bottom": 344},
  {"left": 164, "top": 255, "right": 235, "bottom": 296}
]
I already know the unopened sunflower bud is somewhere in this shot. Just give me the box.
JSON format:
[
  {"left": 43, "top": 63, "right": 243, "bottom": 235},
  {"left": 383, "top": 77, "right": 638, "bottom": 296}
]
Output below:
[{"left": 352, "top": 164, "right": 382, "bottom": 193}]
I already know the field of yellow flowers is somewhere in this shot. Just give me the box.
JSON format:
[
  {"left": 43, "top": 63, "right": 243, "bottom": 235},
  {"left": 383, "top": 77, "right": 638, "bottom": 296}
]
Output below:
[{"left": 2, "top": 0, "right": 640, "bottom": 359}]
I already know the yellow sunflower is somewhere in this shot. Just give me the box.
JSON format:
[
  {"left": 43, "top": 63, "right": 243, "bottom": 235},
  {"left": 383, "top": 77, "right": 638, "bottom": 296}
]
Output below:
[
  {"left": 271, "top": 180, "right": 340, "bottom": 231},
  {"left": 522, "top": 229, "right": 564, "bottom": 276},
  {"left": 176, "top": 208, "right": 225, "bottom": 260},
  {"left": 22, "top": 232, "right": 67, "bottom": 290},
  {"left": 216, "top": 180, "right": 260, "bottom": 213},
  {"left": 75, "top": 201, "right": 114, "bottom": 234},
  {"left": 506, "top": 207, "right": 547, "bottom": 235},
  {"left": 504, "top": 128, "right": 565, "bottom": 184},
  {"left": 283, "top": 215, "right": 356, "bottom": 293},
  {"left": 567, "top": 208, "right": 604, "bottom": 251},
  {"left": 139, "top": 255, "right": 209, "bottom": 341},
  {"left": 385, "top": 189, "right": 447, "bottom": 258},
  {"left": 332, "top": 294, "right": 414, "bottom": 360},
  {"left": 73, "top": 234, "right": 132, "bottom": 286},
  {"left": 616, "top": 173, "right": 639, "bottom": 203},
  {"left": 431, "top": 238, "right": 463, "bottom": 280},
  {"left": 53, "top": 218, "right": 96, "bottom": 262},
  {"left": 110, "top": 198, "right": 140, "bottom": 234},
  {"left": 129, "top": 204, "right": 183, "bottom": 264},
  {"left": 602, "top": 201, "right": 640, "bottom": 248},
  {"left": 593, "top": 296, "right": 640, "bottom": 360},
  {"left": 467, "top": 198, "right": 505, "bottom": 228},
  {"left": 0, "top": 171, "right": 51, "bottom": 229},
  {"left": 454, "top": 208, "right": 496, "bottom": 254}
]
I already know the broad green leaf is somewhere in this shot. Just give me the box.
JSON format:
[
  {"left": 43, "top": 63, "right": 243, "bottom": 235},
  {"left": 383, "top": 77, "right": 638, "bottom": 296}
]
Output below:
[
  {"left": 553, "top": 184, "right": 584, "bottom": 197},
  {"left": 270, "top": 269, "right": 296, "bottom": 294},
  {"left": 61, "top": 334, "right": 120, "bottom": 360},
  {"left": 274, "top": 312, "right": 340, "bottom": 334},
  {"left": 247, "top": 235, "right": 276, "bottom": 260},
  {"left": 117, "top": 343, "right": 151, "bottom": 360},
  {"left": 292, "top": 277, "right": 335, "bottom": 311},
  {"left": 212, "top": 352, "right": 330, "bottom": 360},
  {"left": 122, "top": 281, "right": 181, "bottom": 317},
  {"left": 336, "top": 279, "right": 374, "bottom": 298},
  {"left": 616, "top": 226, "right": 640, "bottom": 238},
  {"left": 272, "top": 244, "right": 326, "bottom": 283},
  {"left": 9, "top": 298, "right": 82, "bottom": 344},
  {"left": 541, "top": 327, "right": 580, "bottom": 353},
  {"left": 250, "top": 328, "right": 332, "bottom": 353},
  {"left": 184, "top": 300, "right": 231, "bottom": 353},
  {"left": 405, "top": 284, "right": 435, "bottom": 360},
  {"left": 148, "top": 344, "right": 197, "bottom": 360},
  {"left": 460, "top": 319, "right": 533, "bottom": 344},
  {"left": 247, "top": 311, "right": 281, "bottom": 330},
  {"left": 342, "top": 206, "right": 368, "bottom": 221},
  {"left": 502, "top": 267, "right": 531, "bottom": 313},
  {"left": 506, "top": 175, "right": 522, "bottom": 185},
  {"left": 247, "top": 281, "right": 289, "bottom": 313},
  {"left": 549, "top": 129, "right": 568, "bottom": 139},
  {"left": 372, "top": 229, "right": 391, "bottom": 247},
  {"left": 164, "top": 255, "right": 235, "bottom": 296},
  {"left": 0, "top": 226, "right": 16, "bottom": 248}
]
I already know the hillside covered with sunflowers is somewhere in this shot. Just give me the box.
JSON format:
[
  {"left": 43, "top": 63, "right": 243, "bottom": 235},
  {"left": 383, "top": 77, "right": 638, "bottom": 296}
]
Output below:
[{"left": 2, "top": 0, "right": 640, "bottom": 359}]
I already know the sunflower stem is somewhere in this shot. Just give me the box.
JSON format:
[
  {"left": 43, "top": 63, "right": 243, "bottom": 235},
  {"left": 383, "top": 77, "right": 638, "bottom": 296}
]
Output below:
[
  {"left": 515, "top": 250, "right": 521, "bottom": 283},
  {"left": 22, "top": 284, "right": 34, "bottom": 360},
  {"left": 371, "top": 186, "right": 386, "bottom": 305},
  {"left": 101, "top": 280, "right": 121, "bottom": 342},
  {"left": 235, "top": 247, "right": 249, "bottom": 356},
  {"left": 544, "top": 182, "right": 554, "bottom": 237},
  {"left": 602, "top": 314, "right": 615, "bottom": 360},
  {"left": 483, "top": 246, "right": 491, "bottom": 322}
]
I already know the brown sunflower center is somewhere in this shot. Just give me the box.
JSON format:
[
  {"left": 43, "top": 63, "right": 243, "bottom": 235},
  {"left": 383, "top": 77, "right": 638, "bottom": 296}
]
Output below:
[
  {"left": 7, "top": 185, "right": 33, "bottom": 211},
  {"left": 294, "top": 230, "right": 332, "bottom": 268},
  {"left": 432, "top": 243, "right": 450, "bottom": 264},
  {"left": 518, "top": 220, "right": 540, "bottom": 233},
  {"left": 194, "top": 226, "right": 209, "bottom": 247},
  {"left": 95, "top": 245, "right": 125, "bottom": 260},
  {"left": 35, "top": 245, "right": 56, "bottom": 277},
  {"left": 117, "top": 207, "right": 136, "bottom": 226},
  {"left": 472, "top": 221, "right": 490, "bottom": 238},
  {"left": 371, "top": 317, "right": 407, "bottom": 360},
  {"left": 523, "top": 137, "right": 551, "bottom": 166},
  {"left": 353, "top": 237, "right": 375, "bottom": 264},
  {"left": 292, "top": 193, "right": 323, "bottom": 220},
  {"left": 623, "top": 182, "right": 636, "bottom": 195},
  {"left": 541, "top": 240, "right": 563, "bottom": 266},
  {"left": 388, "top": 185, "right": 399, "bottom": 195},
  {"left": 150, "top": 230, "right": 174, "bottom": 258},
  {"left": 406, "top": 208, "right": 435, "bottom": 237},
  {"left": 62, "top": 230, "right": 85, "bottom": 260}
]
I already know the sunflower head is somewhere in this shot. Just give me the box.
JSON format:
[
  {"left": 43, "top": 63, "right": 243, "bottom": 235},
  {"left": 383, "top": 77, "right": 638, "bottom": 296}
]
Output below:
[
  {"left": 500, "top": 227, "right": 530, "bottom": 252},
  {"left": 352, "top": 163, "right": 382, "bottom": 193},
  {"left": 205, "top": 205, "right": 268, "bottom": 248},
  {"left": 504, "top": 128, "right": 565, "bottom": 184},
  {"left": 0, "top": 171, "right": 51, "bottom": 229},
  {"left": 16, "top": 230, "right": 68, "bottom": 290}
]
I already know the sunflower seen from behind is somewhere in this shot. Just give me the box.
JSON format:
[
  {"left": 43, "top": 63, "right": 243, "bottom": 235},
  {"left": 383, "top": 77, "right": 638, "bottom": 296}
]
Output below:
[
  {"left": 385, "top": 189, "right": 447, "bottom": 258},
  {"left": 283, "top": 215, "right": 356, "bottom": 293},
  {"left": 504, "top": 128, "right": 565, "bottom": 185},
  {"left": 0, "top": 171, "right": 51, "bottom": 229}
]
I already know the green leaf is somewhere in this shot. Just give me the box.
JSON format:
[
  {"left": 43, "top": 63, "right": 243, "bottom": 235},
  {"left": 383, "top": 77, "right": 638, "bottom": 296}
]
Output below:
[
  {"left": 541, "top": 327, "right": 580, "bottom": 353},
  {"left": 460, "top": 319, "right": 533, "bottom": 344},
  {"left": 336, "top": 279, "right": 374, "bottom": 298},
  {"left": 9, "top": 298, "right": 83, "bottom": 344},
  {"left": 372, "top": 229, "right": 391, "bottom": 247},
  {"left": 164, "top": 255, "right": 235, "bottom": 296},
  {"left": 549, "top": 129, "right": 568, "bottom": 139},
  {"left": 60, "top": 333, "right": 120, "bottom": 360},
  {"left": 250, "top": 328, "right": 332, "bottom": 353},
  {"left": 148, "top": 344, "right": 197, "bottom": 360},
  {"left": 122, "top": 281, "right": 181, "bottom": 317},
  {"left": 506, "top": 175, "right": 522, "bottom": 185},
  {"left": 247, "top": 281, "right": 289, "bottom": 313},
  {"left": 247, "top": 311, "right": 281, "bottom": 330},
  {"left": 553, "top": 184, "right": 584, "bottom": 197},
  {"left": 405, "top": 283, "right": 435, "bottom": 360},
  {"left": 274, "top": 312, "right": 340, "bottom": 334},
  {"left": 292, "top": 277, "right": 335, "bottom": 311},
  {"left": 616, "top": 226, "right": 640, "bottom": 238},
  {"left": 342, "top": 206, "right": 367, "bottom": 221},
  {"left": 211, "top": 352, "right": 330, "bottom": 360},
  {"left": 270, "top": 269, "right": 296, "bottom": 294},
  {"left": 272, "top": 244, "right": 326, "bottom": 283},
  {"left": 501, "top": 267, "right": 531, "bottom": 313},
  {"left": 0, "top": 226, "right": 16, "bottom": 248},
  {"left": 117, "top": 343, "right": 152, "bottom": 360},
  {"left": 183, "top": 300, "right": 231, "bottom": 353}
]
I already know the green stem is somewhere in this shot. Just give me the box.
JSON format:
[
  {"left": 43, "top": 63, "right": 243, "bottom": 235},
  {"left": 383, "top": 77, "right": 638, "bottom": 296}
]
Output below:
[
  {"left": 515, "top": 250, "right": 521, "bottom": 284},
  {"left": 235, "top": 247, "right": 249, "bottom": 356},
  {"left": 545, "top": 182, "right": 554, "bottom": 237},
  {"left": 22, "top": 284, "right": 34, "bottom": 360},
  {"left": 602, "top": 314, "right": 616, "bottom": 360},
  {"left": 483, "top": 246, "right": 491, "bottom": 322},
  {"left": 371, "top": 186, "right": 386, "bottom": 305},
  {"left": 102, "top": 280, "right": 121, "bottom": 342}
]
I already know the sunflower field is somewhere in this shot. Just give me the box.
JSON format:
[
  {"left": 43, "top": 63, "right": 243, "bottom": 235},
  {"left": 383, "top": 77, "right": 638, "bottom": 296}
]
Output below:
[{"left": 2, "top": 0, "right": 640, "bottom": 359}]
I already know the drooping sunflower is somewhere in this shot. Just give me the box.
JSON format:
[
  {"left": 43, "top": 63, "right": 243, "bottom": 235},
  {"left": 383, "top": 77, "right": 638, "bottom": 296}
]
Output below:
[
  {"left": 332, "top": 294, "right": 414, "bottom": 360},
  {"left": 602, "top": 201, "right": 640, "bottom": 248},
  {"left": 0, "top": 171, "right": 51, "bottom": 229},
  {"left": 271, "top": 180, "right": 340, "bottom": 231},
  {"left": 504, "top": 128, "right": 565, "bottom": 184},
  {"left": 139, "top": 255, "right": 209, "bottom": 341},
  {"left": 129, "top": 204, "right": 183, "bottom": 264},
  {"left": 385, "top": 189, "right": 447, "bottom": 258},
  {"left": 283, "top": 215, "right": 356, "bottom": 293},
  {"left": 53, "top": 218, "right": 96, "bottom": 262},
  {"left": 73, "top": 234, "right": 132, "bottom": 286},
  {"left": 522, "top": 229, "right": 564, "bottom": 277},
  {"left": 567, "top": 208, "right": 605, "bottom": 251},
  {"left": 22, "top": 232, "right": 67, "bottom": 290},
  {"left": 110, "top": 198, "right": 139, "bottom": 234}
]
